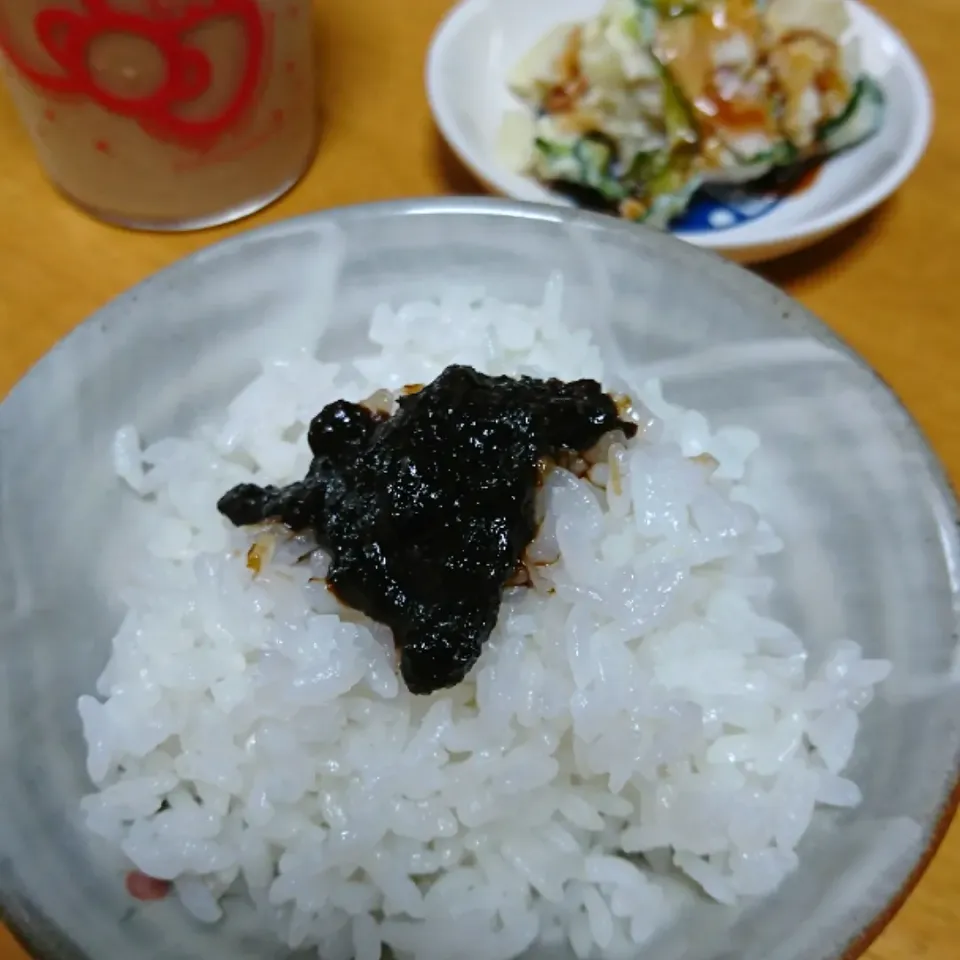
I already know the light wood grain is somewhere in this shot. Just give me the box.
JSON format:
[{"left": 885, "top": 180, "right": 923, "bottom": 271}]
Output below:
[{"left": 0, "top": 1, "right": 958, "bottom": 958}]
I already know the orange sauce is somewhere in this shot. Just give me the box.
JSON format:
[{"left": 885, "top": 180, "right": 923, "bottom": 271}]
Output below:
[
  {"left": 815, "top": 64, "right": 851, "bottom": 114},
  {"left": 657, "top": 2, "right": 774, "bottom": 143},
  {"left": 544, "top": 26, "right": 587, "bottom": 114},
  {"left": 559, "top": 26, "right": 583, "bottom": 84},
  {"left": 544, "top": 77, "right": 588, "bottom": 115},
  {"left": 777, "top": 28, "right": 840, "bottom": 52},
  {"left": 695, "top": 88, "right": 769, "bottom": 132},
  {"left": 710, "top": 0, "right": 762, "bottom": 40}
]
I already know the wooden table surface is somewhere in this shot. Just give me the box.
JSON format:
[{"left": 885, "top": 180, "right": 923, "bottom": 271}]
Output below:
[{"left": 0, "top": 0, "right": 958, "bottom": 957}]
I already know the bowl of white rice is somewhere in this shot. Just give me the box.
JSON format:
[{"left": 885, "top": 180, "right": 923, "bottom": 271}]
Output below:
[{"left": 0, "top": 197, "right": 957, "bottom": 960}]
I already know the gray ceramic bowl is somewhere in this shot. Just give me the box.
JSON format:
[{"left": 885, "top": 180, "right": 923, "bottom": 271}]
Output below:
[{"left": 0, "top": 198, "right": 958, "bottom": 960}]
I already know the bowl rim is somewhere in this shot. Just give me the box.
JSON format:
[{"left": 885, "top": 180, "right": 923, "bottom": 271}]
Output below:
[
  {"left": 424, "top": 0, "right": 934, "bottom": 255},
  {"left": 1, "top": 196, "right": 957, "bottom": 960}
]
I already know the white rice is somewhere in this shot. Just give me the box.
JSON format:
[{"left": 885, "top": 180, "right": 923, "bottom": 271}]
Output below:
[{"left": 80, "top": 277, "right": 890, "bottom": 960}]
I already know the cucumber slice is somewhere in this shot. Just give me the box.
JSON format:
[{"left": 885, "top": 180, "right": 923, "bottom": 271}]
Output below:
[
  {"left": 817, "top": 76, "right": 886, "bottom": 153},
  {"left": 574, "top": 135, "right": 629, "bottom": 200},
  {"left": 626, "top": 1, "right": 659, "bottom": 41},
  {"left": 659, "top": 65, "right": 699, "bottom": 149},
  {"left": 533, "top": 137, "right": 574, "bottom": 161},
  {"left": 624, "top": 148, "right": 669, "bottom": 186},
  {"left": 612, "top": 59, "right": 700, "bottom": 226},
  {"left": 533, "top": 137, "right": 582, "bottom": 182},
  {"left": 644, "top": 174, "right": 703, "bottom": 229},
  {"left": 535, "top": 135, "right": 628, "bottom": 205},
  {"left": 736, "top": 139, "right": 798, "bottom": 169},
  {"left": 703, "top": 138, "right": 796, "bottom": 182},
  {"left": 619, "top": 145, "right": 701, "bottom": 228},
  {"left": 617, "top": 168, "right": 702, "bottom": 228}
]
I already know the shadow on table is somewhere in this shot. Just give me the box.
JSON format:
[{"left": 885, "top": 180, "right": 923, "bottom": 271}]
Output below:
[
  {"left": 753, "top": 200, "right": 894, "bottom": 288},
  {"left": 430, "top": 129, "right": 491, "bottom": 196}
]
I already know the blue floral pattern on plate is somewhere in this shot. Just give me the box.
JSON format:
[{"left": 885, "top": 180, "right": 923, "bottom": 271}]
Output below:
[{"left": 672, "top": 186, "right": 787, "bottom": 233}]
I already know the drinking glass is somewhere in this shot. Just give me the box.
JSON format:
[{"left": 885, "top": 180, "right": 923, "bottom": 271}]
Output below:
[{"left": 0, "top": 0, "right": 318, "bottom": 230}]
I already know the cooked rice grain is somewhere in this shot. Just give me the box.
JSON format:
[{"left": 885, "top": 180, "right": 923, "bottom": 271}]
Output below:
[{"left": 79, "top": 278, "right": 890, "bottom": 960}]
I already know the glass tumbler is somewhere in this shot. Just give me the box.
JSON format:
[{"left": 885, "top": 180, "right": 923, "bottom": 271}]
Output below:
[{"left": 0, "top": 0, "right": 318, "bottom": 230}]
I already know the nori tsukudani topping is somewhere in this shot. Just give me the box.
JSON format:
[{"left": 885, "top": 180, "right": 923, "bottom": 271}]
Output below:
[{"left": 218, "top": 365, "right": 636, "bottom": 695}]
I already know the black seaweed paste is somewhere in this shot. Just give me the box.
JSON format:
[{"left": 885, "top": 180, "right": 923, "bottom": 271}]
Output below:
[{"left": 217, "top": 364, "right": 637, "bottom": 695}]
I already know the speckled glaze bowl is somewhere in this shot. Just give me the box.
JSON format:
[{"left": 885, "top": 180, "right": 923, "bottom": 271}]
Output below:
[{"left": 0, "top": 198, "right": 957, "bottom": 960}]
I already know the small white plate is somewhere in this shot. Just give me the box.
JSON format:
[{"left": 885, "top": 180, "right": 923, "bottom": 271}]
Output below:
[{"left": 426, "top": 0, "right": 933, "bottom": 263}]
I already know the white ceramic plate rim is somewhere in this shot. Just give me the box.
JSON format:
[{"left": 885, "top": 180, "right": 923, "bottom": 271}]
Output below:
[{"left": 426, "top": 0, "right": 934, "bottom": 253}]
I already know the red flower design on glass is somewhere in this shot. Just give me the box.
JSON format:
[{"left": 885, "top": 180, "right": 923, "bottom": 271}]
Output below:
[{"left": 0, "top": 0, "right": 266, "bottom": 150}]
